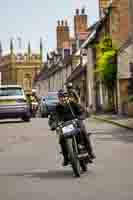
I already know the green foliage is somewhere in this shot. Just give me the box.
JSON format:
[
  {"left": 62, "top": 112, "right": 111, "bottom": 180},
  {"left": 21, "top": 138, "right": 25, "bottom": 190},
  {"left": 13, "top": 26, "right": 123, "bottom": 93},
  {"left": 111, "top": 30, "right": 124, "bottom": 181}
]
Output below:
[
  {"left": 96, "top": 37, "right": 117, "bottom": 89},
  {"left": 128, "top": 95, "right": 133, "bottom": 102},
  {"left": 97, "top": 36, "right": 113, "bottom": 52}
]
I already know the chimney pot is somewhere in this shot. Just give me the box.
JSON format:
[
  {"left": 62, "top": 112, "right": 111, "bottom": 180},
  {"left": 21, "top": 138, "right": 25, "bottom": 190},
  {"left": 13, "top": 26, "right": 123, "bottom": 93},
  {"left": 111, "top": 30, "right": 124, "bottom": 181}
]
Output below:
[
  {"left": 57, "top": 20, "right": 60, "bottom": 26},
  {"left": 81, "top": 8, "right": 85, "bottom": 14},
  {"left": 76, "top": 9, "right": 79, "bottom": 15}
]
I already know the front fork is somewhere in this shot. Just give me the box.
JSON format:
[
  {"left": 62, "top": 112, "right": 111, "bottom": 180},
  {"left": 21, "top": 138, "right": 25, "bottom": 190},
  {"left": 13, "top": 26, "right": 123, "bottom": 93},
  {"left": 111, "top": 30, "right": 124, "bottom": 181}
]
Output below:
[{"left": 72, "top": 136, "right": 79, "bottom": 157}]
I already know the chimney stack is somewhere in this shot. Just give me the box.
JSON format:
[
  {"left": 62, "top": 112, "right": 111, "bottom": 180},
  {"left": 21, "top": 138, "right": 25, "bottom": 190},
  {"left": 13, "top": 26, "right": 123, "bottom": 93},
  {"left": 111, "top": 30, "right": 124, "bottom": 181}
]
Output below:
[
  {"left": 56, "top": 19, "right": 70, "bottom": 52},
  {"left": 74, "top": 8, "right": 88, "bottom": 38}
]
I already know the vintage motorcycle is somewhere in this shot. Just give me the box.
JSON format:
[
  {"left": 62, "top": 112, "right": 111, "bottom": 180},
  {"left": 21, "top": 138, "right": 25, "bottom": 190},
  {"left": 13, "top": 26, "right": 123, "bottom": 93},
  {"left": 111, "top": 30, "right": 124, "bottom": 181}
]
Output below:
[{"left": 49, "top": 113, "right": 90, "bottom": 177}]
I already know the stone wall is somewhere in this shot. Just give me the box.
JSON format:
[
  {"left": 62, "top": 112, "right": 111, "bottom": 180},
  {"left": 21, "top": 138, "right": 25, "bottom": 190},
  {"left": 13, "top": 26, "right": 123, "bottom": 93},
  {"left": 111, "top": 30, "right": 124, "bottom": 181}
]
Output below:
[
  {"left": 35, "top": 79, "right": 49, "bottom": 99},
  {"left": 117, "top": 42, "right": 133, "bottom": 115}
]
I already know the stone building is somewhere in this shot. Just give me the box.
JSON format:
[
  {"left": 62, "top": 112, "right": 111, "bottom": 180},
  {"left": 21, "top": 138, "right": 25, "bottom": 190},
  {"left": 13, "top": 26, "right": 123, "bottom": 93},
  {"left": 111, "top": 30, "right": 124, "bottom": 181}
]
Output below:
[
  {"left": 99, "top": 0, "right": 130, "bottom": 45},
  {"left": 64, "top": 0, "right": 132, "bottom": 114},
  {"left": 34, "top": 50, "right": 73, "bottom": 97},
  {"left": 93, "top": 0, "right": 133, "bottom": 116},
  {"left": 79, "top": 17, "right": 110, "bottom": 113},
  {"left": 0, "top": 39, "right": 43, "bottom": 94},
  {"left": 33, "top": 65, "right": 49, "bottom": 99},
  {"left": 65, "top": 9, "right": 92, "bottom": 106},
  {"left": 117, "top": 0, "right": 133, "bottom": 116},
  {"left": 117, "top": 38, "right": 133, "bottom": 115},
  {"left": 35, "top": 8, "right": 90, "bottom": 98}
]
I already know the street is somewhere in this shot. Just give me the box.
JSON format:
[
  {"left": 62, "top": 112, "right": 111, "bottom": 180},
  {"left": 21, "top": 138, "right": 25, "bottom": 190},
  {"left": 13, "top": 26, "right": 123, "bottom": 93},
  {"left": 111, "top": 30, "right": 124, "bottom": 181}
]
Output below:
[{"left": 0, "top": 118, "right": 133, "bottom": 200}]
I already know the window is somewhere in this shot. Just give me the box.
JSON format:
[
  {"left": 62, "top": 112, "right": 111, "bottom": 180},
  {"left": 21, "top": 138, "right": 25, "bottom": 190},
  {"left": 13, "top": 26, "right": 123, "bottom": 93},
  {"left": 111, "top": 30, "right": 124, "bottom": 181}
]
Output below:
[
  {"left": 63, "top": 49, "right": 71, "bottom": 57},
  {"left": 46, "top": 95, "right": 58, "bottom": 100}
]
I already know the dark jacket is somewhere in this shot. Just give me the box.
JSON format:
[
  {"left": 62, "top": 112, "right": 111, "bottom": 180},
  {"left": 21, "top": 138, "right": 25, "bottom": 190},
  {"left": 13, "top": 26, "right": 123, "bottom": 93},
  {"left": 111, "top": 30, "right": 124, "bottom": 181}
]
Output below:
[{"left": 55, "top": 101, "right": 86, "bottom": 122}]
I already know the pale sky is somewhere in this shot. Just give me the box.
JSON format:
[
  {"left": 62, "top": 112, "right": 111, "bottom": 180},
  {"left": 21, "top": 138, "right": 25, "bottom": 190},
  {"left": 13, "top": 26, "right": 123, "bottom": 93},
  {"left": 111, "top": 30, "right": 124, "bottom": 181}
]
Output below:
[{"left": 0, "top": 0, "right": 99, "bottom": 58}]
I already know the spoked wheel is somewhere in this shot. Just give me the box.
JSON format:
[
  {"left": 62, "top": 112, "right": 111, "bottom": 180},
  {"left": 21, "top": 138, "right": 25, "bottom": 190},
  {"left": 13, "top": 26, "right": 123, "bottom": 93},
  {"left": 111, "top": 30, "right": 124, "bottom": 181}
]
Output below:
[{"left": 66, "top": 138, "right": 80, "bottom": 178}]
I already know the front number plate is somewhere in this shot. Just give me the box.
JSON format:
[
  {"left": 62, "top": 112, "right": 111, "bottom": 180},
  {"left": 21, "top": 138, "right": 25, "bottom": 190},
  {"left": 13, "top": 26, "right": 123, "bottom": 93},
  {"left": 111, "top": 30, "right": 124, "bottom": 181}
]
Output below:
[{"left": 62, "top": 124, "right": 75, "bottom": 134}]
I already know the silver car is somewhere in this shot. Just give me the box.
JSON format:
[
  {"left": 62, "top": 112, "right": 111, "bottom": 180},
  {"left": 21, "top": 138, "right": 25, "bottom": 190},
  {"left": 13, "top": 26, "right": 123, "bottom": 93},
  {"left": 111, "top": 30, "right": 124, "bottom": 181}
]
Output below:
[
  {"left": 0, "top": 85, "right": 31, "bottom": 122},
  {"left": 39, "top": 92, "right": 59, "bottom": 118}
]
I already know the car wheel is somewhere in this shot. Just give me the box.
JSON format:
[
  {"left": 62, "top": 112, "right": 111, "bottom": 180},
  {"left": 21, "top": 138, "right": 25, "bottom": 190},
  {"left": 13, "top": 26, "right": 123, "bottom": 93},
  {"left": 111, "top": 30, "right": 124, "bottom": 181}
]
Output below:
[
  {"left": 22, "top": 115, "right": 31, "bottom": 122},
  {"left": 41, "top": 113, "right": 47, "bottom": 118}
]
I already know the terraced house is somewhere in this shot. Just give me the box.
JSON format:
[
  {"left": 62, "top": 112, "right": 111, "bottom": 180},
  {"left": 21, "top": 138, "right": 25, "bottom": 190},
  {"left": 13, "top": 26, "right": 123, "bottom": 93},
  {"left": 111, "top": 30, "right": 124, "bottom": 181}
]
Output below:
[{"left": 35, "top": 0, "right": 133, "bottom": 116}]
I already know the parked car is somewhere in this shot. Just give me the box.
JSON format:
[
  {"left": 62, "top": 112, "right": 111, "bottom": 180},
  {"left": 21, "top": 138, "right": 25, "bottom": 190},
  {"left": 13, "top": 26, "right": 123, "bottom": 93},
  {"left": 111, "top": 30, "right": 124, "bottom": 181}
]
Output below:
[
  {"left": 39, "top": 92, "right": 59, "bottom": 117},
  {"left": 0, "top": 85, "right": 31, "bottom": 122}
]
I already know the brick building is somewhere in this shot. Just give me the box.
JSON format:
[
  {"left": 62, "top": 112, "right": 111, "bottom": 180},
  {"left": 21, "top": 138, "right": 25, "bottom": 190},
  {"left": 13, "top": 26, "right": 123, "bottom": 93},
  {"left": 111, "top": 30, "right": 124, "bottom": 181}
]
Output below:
[
  {"left": 35, "top": 8, "right": 90, "bottom": 100},
  {"left": 99, "top": 0, "right": 130, "bottom": 45},
  {"left": 99, "top": 0, "right": 133, "bottom": 115}
]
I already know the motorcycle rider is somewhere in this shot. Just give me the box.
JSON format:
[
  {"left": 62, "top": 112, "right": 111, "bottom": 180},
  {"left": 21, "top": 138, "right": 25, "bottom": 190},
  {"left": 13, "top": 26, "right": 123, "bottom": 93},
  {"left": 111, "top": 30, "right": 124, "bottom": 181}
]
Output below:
[
  {"left": 55, "top": 89, "right": 95, "bottom": 166},
  {"left": 65, "top": 82, "right": 80, "bottom": 103}
]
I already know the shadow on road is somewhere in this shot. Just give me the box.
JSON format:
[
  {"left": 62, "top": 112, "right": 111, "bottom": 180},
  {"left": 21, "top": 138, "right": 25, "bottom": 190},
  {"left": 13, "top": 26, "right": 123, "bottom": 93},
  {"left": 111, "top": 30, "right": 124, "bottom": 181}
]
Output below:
[
  {"left": 0, "top": 120, "right": 24, "bottom": 124},
  {"left": 0, "top": 169, "right": 93, "bottom": 180}
]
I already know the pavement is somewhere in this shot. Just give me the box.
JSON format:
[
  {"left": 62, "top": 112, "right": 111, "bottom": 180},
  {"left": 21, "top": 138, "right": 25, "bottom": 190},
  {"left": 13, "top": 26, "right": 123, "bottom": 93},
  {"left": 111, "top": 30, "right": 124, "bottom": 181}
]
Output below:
[{"left": 91, "top": 114, "right": 133, "bottom": 130}]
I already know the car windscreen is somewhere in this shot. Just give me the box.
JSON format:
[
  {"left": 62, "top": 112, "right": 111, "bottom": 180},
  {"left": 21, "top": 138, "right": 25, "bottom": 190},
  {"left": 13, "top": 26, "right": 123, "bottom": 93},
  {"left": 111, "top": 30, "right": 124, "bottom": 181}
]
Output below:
[
  {"left": 0, "top": 88, "right": 23, "bottom": 96},
  {"left": 45, "top": 95, "right": 58, "bottom": 101}
]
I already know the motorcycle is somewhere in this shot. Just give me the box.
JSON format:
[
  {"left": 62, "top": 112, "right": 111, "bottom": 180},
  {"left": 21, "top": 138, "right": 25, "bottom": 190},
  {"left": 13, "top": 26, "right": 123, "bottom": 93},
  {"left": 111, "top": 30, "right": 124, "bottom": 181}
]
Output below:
[{"left": 54, "top": 118, "right": 90, "bottom": 177}]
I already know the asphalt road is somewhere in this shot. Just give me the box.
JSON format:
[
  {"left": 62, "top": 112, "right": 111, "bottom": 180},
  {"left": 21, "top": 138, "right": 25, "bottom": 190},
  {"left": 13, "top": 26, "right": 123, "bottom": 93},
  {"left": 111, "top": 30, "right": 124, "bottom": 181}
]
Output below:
[{"left": 0, "top": 118, "right": 133, "bottom": 200}]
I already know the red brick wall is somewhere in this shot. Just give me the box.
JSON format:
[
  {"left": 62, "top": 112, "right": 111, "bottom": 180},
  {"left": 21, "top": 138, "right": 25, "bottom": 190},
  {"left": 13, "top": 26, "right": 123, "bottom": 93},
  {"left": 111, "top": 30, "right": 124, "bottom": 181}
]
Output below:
[
  {"left": 56, "top": 21, "right": 70, "bottom": 50},
  {"left": 74, "top": 9, "right": 88, "bottom": 37},
  {"left": 99, "top": 0, "right": 130, "bottom": 45},
  {"left": 110, "top": 0, "right": 130, "bottom": 45}
]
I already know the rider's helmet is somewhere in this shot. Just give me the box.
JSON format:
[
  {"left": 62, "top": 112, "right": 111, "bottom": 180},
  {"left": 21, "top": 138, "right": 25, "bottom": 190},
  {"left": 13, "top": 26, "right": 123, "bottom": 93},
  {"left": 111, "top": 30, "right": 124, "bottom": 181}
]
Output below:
[{"left": 66, "top": 82, "right": 73, "bottom": 90}]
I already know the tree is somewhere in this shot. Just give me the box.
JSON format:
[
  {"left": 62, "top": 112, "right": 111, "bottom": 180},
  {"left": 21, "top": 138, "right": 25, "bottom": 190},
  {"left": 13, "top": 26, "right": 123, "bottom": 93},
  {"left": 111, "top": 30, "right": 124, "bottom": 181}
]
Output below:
[{"left": 96, "top": 36, "right": 118, "bottom": 110}]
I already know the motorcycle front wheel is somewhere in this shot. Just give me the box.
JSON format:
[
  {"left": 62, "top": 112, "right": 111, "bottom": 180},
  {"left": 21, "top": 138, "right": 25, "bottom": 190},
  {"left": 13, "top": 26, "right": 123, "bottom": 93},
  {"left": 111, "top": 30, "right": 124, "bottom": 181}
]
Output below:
[{"left": 66, "top": 138, "right": 80, "bottom": 177}]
